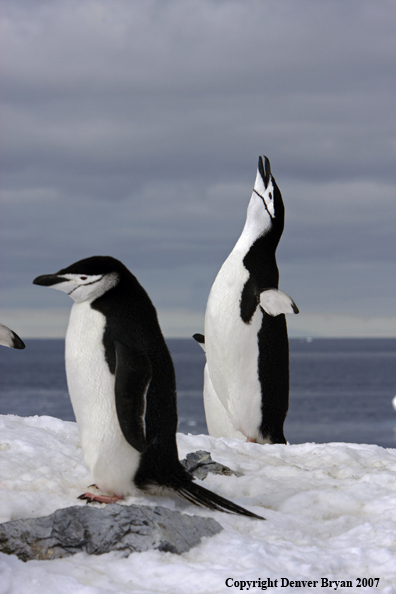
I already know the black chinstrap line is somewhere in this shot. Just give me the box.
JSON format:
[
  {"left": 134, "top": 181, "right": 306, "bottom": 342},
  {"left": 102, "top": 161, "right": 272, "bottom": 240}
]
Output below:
[
  {"left": 68, "top": 275, "right": 104, "bottom": 295},
  {"left": 253, "top": 189, "right": 275, "bottom": 221}
]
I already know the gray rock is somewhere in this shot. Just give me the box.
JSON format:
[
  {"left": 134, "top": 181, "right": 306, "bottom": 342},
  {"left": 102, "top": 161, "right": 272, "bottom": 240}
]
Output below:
[
  {"left": 0, "top": 503, "right": 222, "bottom": 561},
  {"left": 181, "top": 450, "right": 243, "bottom": 480}
]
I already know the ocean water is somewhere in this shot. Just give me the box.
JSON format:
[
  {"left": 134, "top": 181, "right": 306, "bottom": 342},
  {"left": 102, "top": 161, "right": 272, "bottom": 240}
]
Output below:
[{"left": 0, "top": 338, "right": 395, "bottom": 448}]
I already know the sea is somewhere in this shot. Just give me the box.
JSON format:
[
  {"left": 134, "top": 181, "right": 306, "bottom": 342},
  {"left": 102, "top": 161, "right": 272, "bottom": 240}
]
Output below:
[{"left": 0, "top": 338, "right": 395, "bottom": 448}]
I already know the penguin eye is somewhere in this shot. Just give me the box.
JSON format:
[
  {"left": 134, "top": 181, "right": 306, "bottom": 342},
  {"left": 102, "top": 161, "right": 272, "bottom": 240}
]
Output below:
[
  {"left": 80, "top": 276, "right": 87, "bottom": 281},
  {"left": 269, "top": 192, "right": 272, "bottom": 199}
]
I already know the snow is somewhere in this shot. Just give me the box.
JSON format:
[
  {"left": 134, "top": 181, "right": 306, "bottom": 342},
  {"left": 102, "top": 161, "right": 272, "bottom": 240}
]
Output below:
[{"left": 1, "top": 415, "right": 396, "bottom": 594}]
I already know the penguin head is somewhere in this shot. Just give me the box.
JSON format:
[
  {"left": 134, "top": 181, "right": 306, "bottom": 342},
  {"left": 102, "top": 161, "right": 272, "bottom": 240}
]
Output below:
[
  {"left": 33, "top": 256, "right": 123, "bottom": 303},
  {"left": 244, "top": 156, "right": 284, "bottom": 244}
]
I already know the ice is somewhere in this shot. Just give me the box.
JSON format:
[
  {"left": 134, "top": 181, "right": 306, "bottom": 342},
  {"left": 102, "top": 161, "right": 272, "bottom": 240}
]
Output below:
[{"left": 1, "top": 415, "right": 396, "bottom": 593}]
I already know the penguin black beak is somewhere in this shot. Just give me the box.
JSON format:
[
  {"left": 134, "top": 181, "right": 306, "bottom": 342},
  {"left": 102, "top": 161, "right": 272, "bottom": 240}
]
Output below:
[
  {"left": 258, "top": 155, "right": 271, "bottom": 189},
  {"left": 12, "top": 334, "right": 26, "bottom": 349},
  {"left": 33, "top": 274, "right": 68, "bottom": 287}
]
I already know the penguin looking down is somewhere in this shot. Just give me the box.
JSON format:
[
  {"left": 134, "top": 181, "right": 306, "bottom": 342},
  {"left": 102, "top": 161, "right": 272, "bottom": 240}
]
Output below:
[
  {"left": 0, "top": 323, "right": 25, "bottom": 349},
  {"left": 33, "top": 256, "right": 263, "bottom": 519},
  {"left": 200, "top": 156, "right": 298, "bottom": 445}
]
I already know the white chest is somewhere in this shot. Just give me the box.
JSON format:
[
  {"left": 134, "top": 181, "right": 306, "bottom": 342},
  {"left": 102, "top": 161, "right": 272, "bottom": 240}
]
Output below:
[
  {"left": 65, "top": 302, "right": 111, "bottom": 425},
  {"left": 204, "top": 251, "right": 263, "bottom": 439},
  {"left": 65, "top": 302, "right": 140, "bottom": 495}
]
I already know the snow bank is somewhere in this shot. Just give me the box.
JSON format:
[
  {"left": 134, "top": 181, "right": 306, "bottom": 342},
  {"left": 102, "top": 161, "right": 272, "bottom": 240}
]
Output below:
[{"left": 1, "top": 415, "right": 395, "bottom": 593}]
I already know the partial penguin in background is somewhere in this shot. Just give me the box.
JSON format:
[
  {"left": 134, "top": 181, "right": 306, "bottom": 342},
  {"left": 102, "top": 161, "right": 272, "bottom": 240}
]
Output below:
[
  {"left": 0, "top": 323, "right": 25, "bottom": 349},
  {"left": 198, "top": 156, "right": 298, "bottom": 445},
  {"left": 33, "top": 256, "right": 263, "bottom": 519}
]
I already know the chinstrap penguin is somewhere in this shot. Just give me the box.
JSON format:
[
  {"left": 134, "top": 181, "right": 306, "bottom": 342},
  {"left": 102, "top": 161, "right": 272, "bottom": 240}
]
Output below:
[
  {"left": 0, "top": 323, "right": 25, "bottom": 349},
  {"left": 200, "top": 156, "right": 298, "bottom": 445},
  {"left": 33, "top": 256, "right": 263, "bottom": 519}
]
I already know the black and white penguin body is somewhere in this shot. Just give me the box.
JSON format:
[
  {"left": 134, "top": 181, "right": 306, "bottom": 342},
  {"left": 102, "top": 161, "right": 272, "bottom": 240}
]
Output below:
[
  {"left": 203, "top": 156, "right": 298, "bottom": 445},
  {"left": 0, "top": 323, "right": 25, "bottom": 349},
  {"left": 33, "top": 256, "right": 262, "bottom": 519}
]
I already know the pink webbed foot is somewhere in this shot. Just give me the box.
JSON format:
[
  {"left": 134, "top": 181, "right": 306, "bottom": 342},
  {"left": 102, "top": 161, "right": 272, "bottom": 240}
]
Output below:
[
  {"left": 246, "top": 437, "right": 257, "bottom": 443},
  {"left": 78, "top": 485, "right": 124, "bottom": 504}
]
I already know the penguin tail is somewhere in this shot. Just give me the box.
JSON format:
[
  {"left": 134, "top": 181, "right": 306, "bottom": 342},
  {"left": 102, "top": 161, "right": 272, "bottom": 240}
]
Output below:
[{"left": 175, "top": 480, "right": 265, "bottom": 520}]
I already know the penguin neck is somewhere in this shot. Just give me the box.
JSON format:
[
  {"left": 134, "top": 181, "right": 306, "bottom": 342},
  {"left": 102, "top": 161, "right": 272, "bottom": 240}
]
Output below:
[
  {"left": 231, "top": 198, "right": 283, "bottom": 289},
  {"left": 234, "top": 192, "right": 283, "bottom": 251},
  {"left": 242, "top": 235, "right": 280, "bottom": 289}
]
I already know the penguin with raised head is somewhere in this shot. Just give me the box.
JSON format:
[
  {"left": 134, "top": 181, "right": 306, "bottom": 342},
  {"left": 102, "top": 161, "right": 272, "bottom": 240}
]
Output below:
[
  {"left": 0, "top": 323, "right": 25, "bottom": 349},
  {"left": 33, "top": 256, "right": 262, "bottom": 519},
  {"left": 202, "top": 156, "right": 298, "bottom": 445}
]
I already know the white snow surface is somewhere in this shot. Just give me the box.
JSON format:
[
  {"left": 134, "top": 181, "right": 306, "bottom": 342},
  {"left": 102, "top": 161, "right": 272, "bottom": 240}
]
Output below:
[{"left": 1, "top": 414, "right": 396, "bottom": 594}]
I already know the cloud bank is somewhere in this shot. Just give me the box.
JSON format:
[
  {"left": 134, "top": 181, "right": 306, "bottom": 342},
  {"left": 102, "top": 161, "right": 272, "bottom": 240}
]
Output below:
[{"left": 1, "top": 0, "right": 395, "bottom": 337}]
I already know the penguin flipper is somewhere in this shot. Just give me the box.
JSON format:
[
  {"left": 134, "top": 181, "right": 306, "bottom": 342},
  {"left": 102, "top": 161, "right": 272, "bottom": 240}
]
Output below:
[
  {"left": 192, "top": 333, "right": 206, "bottom": 353},
  {"left": 114, "top": 341, "right": 152, "bottom": 454},
  {"left": 0, "top": 323, "right": 25, "bottom": 349},
  {"left": 259, "top": 289, "right": 299, "bottom": 316}
]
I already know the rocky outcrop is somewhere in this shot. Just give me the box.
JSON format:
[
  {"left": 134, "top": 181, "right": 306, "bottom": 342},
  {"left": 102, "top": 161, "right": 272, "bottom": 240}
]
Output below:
[
  {"left": 0, "top": 503, "right": 222, "bottom": 561},
  {"left": 181, "top": 450, "right": 243, "bottom": 480}
]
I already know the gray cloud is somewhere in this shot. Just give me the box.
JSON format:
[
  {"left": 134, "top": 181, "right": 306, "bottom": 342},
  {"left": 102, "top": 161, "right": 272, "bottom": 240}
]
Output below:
[{"left": 0, "top": 0, "right": 395, "bottom": 336}]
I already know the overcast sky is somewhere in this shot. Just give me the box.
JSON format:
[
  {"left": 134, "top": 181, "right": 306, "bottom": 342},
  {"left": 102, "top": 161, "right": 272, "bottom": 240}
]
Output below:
[{"left": 0, "top": 0, "right": 395, "bottom": 338}]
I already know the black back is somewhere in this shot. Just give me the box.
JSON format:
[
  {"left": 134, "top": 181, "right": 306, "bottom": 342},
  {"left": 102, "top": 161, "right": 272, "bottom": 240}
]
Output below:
[{"left": 91, "top": 266, "right": 181, "bottom": 487}]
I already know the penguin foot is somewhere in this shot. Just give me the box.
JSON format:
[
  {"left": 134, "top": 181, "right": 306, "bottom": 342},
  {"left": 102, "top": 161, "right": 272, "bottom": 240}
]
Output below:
[
  {"left": 246, "top": 437, "right": 257, "bottom": 443},
  {"left": 78, "top": 491, "right": 124, "bottom": 504}
]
